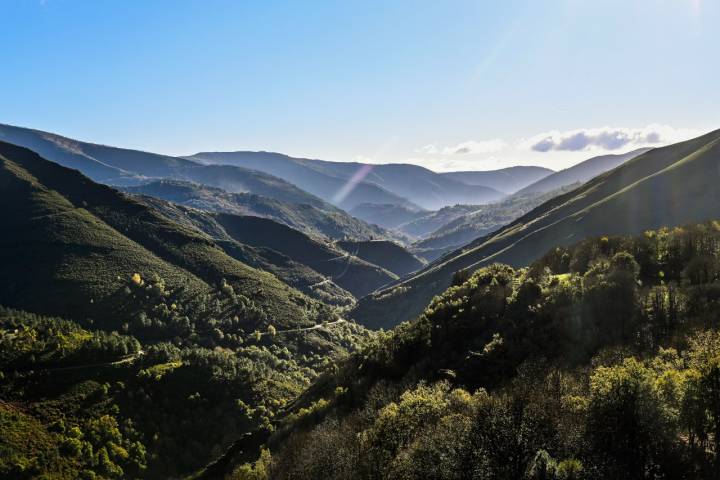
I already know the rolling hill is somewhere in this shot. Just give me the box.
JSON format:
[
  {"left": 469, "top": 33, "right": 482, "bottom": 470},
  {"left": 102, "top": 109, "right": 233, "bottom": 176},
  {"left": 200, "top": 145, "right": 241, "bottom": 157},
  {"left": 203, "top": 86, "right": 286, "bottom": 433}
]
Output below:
[
  {"left": 189, "top": 151, "right": 506, "bottom": 210},
  {"left": 440, "top": 165, "right": 553, "bottom": 193},
  {"left": 335, "top": 240, "right": 426, "bottom": 277},
  {"left": 350, "top": 129, "right": 720, "bottom": 329},
  {"left": 518, "top": 147, "right": 650, "bottom": 194},
  {"left": 121, "top": 179, "right": 393, "bottom": 241}
]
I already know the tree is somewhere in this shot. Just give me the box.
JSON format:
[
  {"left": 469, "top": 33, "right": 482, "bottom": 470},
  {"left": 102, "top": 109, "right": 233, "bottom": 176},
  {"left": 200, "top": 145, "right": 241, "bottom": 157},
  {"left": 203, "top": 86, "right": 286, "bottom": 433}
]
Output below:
[{"left": 587, "top": 358, "right": 677, "bottom": 479}]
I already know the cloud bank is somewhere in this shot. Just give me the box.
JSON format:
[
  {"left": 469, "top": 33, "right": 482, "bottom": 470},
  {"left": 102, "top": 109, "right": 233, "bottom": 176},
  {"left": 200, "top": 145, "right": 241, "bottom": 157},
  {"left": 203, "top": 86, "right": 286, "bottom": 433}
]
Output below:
[{"left": 525, "top": 125, "right": 697, "bottom": 152}]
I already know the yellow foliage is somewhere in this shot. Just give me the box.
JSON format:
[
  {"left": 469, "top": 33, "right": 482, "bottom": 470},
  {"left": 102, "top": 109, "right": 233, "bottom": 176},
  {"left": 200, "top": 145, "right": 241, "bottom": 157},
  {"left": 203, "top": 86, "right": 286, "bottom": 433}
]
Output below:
[{"left": 131, "top": 273, "right": 143, "bottom": 286}]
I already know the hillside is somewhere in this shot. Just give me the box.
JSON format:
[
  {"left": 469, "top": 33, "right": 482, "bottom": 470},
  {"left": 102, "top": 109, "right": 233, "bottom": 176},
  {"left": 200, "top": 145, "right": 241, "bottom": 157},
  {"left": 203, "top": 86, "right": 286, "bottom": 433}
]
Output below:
[
  {"left": 211, "top": 214, "right": 398, "bottom": 298},
  {"left": 187, "top": 151, "right": 418, "bottom": 211},
  {"left": 441, "top": 165, "right": 553, "bottom": 193},
  {"left": 233, "top": 221, "right": 720, "bottom": 480},
  {"left": 0, "top": 141, "right": 374, "bottom": 478},
  {"left": 130, "top": 196, "right": 356, "bottom": 306},
  {"left": 335, "top": 240, "right": 426, "bottom": 277},
  {"left": 397, "top": 204, "right": 482, "bottom": 239},
  {"left": 189, "top": 151, "right": 506, "bottom": 210},
  {"left": 413, "top": 186, "right": 577, "bottom": 261},
  {"left": 518, "top": 147, "right": 650, "bottom": 194},
  {"left": 121, "top": 180, "right": 392, "bottom": 241},
  {"left": 0, "top": 140, "right": 323, "bottom": 330},
  {"left": 351, "top": 129, "right": 720, "bottom": 329},
  {"left": 348, "top": 202, "right": 427, "bottom": 230},
  {"left": 0, "top": 123, "right": 335, "bottom": 211}
]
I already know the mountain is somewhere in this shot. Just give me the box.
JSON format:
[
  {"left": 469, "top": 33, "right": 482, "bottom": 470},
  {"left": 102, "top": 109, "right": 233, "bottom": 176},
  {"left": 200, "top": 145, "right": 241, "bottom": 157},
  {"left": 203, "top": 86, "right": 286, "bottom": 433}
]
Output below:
[
  {"left": 129, "top": 195, "right": 356, "bottom": 306},
  {"left": 121, "top": 179, "right": 394, "bottom": 241},
  {"left": 0, "top": 123, "right": 336, "bottom": 211},
  {"left": 0, "top": 140, "right": 324, "bottom": 330},
  {"left": 397, "top": 204, "right": 482, "bottom": 239},
  {"left": 189, "top": 151, "right": 506, "bottom": 210},
  {"left": 350, "top": 129, "right": 720, "bottom": 329},
  {"left": 0, "top": 140, "right": 374, "bottom": 478},
  {"left": 335, "top": 240, "right": 426, "bottom": 277},
  {"left": 412, "top": 186, "right": 577, "bottom": 261},
  {"left": 441, "top": 165, "right": 553, "bottom": 193},
  {"left": 237, "top": 221, "right": 720, "bottom": 480},
  {"left": 209, "top": 214, "right": 398, "bottom": 298},
  {"left": 348, "top": 202, "right": 427, "bottom": 230},
  {"left": 187, "top": 151, "right": 417, "bottom": 210},
  {"left": 517, "top": 147, "right": 650, "bottom": 194}
]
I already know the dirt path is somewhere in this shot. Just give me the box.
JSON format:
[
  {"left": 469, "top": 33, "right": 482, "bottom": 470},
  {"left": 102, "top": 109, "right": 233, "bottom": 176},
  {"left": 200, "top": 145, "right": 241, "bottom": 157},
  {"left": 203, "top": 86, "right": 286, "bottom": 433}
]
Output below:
[{"left": 255, "top": 319, "right": 346, "bottom": 338}]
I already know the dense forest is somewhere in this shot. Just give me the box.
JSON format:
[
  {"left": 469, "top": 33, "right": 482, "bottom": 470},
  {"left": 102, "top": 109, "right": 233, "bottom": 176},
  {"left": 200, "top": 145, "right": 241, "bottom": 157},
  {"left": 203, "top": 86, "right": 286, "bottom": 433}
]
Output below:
[{"left": 232, "top": 221, "right": 720, "bottom": 479}]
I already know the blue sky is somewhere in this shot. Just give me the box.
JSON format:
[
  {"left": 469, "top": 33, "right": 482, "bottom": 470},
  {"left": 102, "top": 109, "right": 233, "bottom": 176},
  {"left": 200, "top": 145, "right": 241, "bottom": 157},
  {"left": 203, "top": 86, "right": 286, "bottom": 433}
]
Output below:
[{"left": 1, "top": 0, "right": 718, "bottom": 171}]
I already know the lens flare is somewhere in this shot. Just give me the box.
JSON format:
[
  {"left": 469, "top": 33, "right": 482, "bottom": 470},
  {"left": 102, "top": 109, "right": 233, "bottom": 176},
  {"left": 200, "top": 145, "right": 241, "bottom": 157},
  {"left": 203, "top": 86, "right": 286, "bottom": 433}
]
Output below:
[{"left": 332, "top": 164, "right": 374, "bottom": 204}]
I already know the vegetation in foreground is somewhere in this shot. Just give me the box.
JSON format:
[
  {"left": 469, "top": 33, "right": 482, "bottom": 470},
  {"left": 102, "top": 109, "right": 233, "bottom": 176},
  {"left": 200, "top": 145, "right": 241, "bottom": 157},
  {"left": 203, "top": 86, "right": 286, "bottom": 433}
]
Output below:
[{"left": 232, "top": 221, "right": 720, "bottom": 480}]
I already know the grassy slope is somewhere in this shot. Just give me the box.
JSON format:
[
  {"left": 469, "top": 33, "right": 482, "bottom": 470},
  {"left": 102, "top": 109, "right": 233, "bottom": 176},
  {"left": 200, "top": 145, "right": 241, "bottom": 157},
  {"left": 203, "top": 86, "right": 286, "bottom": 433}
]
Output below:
[
  {"left": 335, "top": 240, "right": 426, "bottom": 277},
  {"left": 517, "top": 147, "right": 650, "bottom": 195},
  {"left": 350, "top": 129, "right": 720, "bottom": 329}
]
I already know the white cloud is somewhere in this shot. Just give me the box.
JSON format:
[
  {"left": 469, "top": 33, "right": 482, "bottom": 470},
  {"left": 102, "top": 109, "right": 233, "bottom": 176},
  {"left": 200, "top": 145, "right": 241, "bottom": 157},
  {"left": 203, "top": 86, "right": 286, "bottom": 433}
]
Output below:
[
  {"left": 522, "top": 125, "right": 700, "bottom": 153},
  {"left": 417, "top": 138, "right": 508, "bottom": 155}
]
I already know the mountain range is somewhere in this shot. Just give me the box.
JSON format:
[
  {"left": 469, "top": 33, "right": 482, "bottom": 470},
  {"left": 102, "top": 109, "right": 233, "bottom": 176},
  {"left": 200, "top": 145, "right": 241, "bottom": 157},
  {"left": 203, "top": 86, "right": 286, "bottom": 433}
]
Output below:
[
  {"left": 188, "top": 151, "right": 507, "bottom": 210},
  {"left": 351, "top": 129, "right": 720, "bottom": 329},
  {"left": 517, "top": 147, "right": 650, "bottom": 194},
  {"left": 440, "top": 165, "right": 553, "bottom": 194},
  {"left": 121, "top": 179, "right": 393, "bottom": 242}
]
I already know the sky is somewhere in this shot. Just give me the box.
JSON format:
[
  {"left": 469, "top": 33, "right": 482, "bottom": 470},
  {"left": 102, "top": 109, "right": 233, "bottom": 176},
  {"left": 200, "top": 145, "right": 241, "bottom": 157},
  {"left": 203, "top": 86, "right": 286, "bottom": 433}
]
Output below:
[{"left": 1, "top": 0, "right": 718, "bottom": 172}]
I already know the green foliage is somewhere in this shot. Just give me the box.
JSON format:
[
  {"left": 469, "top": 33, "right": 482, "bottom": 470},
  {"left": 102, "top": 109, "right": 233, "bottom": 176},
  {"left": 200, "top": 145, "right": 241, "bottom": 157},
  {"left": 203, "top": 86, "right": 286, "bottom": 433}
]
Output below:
[{"left": 261, "top": 222, "right": 720, "bottom": 479}]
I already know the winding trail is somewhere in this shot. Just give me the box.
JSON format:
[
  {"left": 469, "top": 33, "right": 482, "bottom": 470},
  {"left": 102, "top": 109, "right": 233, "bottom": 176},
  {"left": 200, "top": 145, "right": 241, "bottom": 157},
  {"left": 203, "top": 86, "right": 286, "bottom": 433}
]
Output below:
[
  {"left": 6, "top": 350, "right": 145, "bottom": 373},
  {"left": 255, "top": 319, "right": 346, "bottom": 338}
]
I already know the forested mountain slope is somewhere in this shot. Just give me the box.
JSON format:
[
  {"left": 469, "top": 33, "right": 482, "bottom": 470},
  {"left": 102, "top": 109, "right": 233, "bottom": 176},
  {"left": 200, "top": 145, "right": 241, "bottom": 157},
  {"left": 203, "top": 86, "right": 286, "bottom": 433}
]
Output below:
[
  {"left": 122, "top": 180, "right": 392, "bottom": 241},
  {"left": 226, "top": 221, "right": 720, "bottom": 480},
  {"left": 129, "top": 195, "right": 357, "bottom": 307},
  {"left": 0, "top": 141, "right": 374, "bottom": 479},
  {"left": 211, "top": 214, "right": 398, "bottom": 298},
  {"left": 335, "top": 240, "right": 426, "bottom": 277},
  {"left": 351, "top": 129, "right": 720, "bottom": 329}
]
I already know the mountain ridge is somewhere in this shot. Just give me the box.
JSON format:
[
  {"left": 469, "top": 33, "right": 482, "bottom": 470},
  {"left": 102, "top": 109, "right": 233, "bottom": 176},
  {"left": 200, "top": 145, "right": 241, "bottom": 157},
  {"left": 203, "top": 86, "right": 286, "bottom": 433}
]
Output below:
[{"left": 350, "top": 129, "right": 720, "bottom": 329}]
